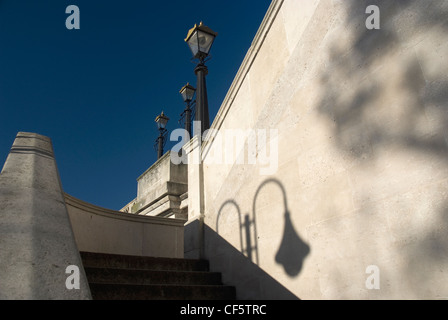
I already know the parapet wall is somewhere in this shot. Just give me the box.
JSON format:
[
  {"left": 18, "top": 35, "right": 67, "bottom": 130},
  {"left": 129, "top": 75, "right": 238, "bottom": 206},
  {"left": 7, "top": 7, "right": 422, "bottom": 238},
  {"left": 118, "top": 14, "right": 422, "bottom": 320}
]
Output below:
[
  {"left": 200, "top": 0, "right": 448, "bottom": 299},
  {"left": 65, "top": 193, "right": 184, "bottom": 258}
]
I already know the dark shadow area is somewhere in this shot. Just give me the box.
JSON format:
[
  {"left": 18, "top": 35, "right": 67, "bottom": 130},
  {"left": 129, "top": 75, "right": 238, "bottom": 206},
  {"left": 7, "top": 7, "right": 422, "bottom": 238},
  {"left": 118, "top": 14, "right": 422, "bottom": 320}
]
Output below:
[
  {"left": 275, "top": 210, "right": 310, "bottom": 277},
  {"left": 204, "top": 223, "right": 299, "bottom": 300},
  {"left": 212, "top": 178, "right": 310, "bottom": 299}
]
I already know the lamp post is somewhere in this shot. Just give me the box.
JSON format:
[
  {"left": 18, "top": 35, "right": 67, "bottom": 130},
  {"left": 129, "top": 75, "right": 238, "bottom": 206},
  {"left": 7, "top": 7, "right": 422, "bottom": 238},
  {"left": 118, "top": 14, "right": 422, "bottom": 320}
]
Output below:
[
  {"left": 179, "top": 83, "right": 196, "bottom": 139},
  {"left": 155, "top": 111, "right": 169, "bottom": 159},
  {"left": 184, "top": 22, "right": 217, "bottom": 136}
]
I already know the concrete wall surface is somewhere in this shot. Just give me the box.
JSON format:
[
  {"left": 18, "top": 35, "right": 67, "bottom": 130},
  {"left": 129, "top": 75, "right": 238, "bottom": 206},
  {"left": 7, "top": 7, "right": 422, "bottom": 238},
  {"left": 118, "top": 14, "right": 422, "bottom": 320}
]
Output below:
[
  {"left": 0, "top": 132, "right": 91, "bottom": 299},
  {"left": 65, "top": 193, "right": 185, "bottom": 258},
  {"left": 198, "top": 0, "right": 448, "bottom": 299}
]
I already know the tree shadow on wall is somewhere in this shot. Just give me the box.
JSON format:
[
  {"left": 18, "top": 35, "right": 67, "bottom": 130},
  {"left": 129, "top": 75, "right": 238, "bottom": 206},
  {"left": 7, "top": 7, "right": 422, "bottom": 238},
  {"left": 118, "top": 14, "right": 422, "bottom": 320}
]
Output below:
[
  {"left": 210, "top": 178, "right": 310, "bottom": 299},
  {"left": 318, "top": 0, "right": 448, "bottom": 160},
  {"left": 313, "top": 0, "right": 448, "bottom": 297}
]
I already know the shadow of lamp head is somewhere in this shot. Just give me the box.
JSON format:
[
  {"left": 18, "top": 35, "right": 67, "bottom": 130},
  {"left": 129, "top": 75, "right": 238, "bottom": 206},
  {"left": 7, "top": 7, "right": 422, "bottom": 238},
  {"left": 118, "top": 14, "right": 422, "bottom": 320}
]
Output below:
[
  {"left": 275, "top": 210, "right": 310, "bottom": 277},
  {"left": 254, "top": 178, "right": 311, "bottom": 278}
]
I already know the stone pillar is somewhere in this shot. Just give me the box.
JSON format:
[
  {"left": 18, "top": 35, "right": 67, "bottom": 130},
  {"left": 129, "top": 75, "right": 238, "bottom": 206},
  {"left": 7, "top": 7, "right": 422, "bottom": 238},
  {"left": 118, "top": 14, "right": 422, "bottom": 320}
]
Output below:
[
  {"left": 183, "top": 135, "right": 205, "bottom": 259},
  {"left": 133, "top": 152, "right": 188, "bottom": 219},
  {"left": 0, "top": 132, "right": 91, "bottom": 299}
]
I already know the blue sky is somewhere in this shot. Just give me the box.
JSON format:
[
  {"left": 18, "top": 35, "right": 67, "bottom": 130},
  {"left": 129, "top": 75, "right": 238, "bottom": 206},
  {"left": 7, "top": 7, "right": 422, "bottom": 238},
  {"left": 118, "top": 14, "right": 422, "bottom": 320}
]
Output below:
[{"left": 0, "top": 0, "right": 271, "bottom": 209}]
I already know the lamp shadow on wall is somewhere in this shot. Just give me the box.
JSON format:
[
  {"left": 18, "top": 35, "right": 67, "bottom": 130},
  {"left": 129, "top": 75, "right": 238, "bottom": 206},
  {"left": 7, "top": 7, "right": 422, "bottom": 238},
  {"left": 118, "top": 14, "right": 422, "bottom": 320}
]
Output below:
[
  {"left": 210, "top": 178, "right": 310, "bottom": 299},
  {"left": 256, "top": 178, "right": 310, "bottom": 277}
]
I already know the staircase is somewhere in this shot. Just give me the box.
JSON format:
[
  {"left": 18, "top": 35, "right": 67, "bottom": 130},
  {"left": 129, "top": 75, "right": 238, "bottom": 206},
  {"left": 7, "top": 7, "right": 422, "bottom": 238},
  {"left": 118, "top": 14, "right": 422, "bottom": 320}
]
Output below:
[{"left": 80, "top": 252, "right": 236, "bottom": 300}]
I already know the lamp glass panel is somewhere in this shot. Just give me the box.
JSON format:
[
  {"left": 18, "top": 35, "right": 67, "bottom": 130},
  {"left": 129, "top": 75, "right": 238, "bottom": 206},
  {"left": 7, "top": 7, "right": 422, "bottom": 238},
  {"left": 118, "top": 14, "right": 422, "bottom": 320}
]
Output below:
[
  {"left": 197, "top": 30, "right": 215, "bottom": 55},
  {"left": 159, "top": 118, "right": 168, "bottom": 129},
  {"left": 181, "top": 90, "right": 188, "bottom": 102},
  {"left": 187, "top": 30, "right": 200, "bottom": 57},
  {"left": 185, "top": 87, "right": 195, "bottom": 102}
]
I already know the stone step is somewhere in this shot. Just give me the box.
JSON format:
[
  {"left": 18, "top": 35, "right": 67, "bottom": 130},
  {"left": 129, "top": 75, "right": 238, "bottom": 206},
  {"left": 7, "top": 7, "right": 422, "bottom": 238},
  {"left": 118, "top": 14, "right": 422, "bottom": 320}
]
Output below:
[
  {"left": 80, "top": 251, "right": 209, "bottom": 272},
  {"left": 80, "top": 251, "right": 236, "bottom": 300},
  {"left": 88, "top": 283, "right": 236, "bottom": 300},
  {"left": 84, "top": 267, "right": 223, "bottom": 286}
]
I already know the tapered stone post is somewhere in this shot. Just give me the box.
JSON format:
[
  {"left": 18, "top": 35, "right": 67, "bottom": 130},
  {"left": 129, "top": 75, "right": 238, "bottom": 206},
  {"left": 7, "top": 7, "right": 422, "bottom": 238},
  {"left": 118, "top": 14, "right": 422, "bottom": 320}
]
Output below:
[{"left": 0, "top": 132, "right": 91, "bottom": 299}]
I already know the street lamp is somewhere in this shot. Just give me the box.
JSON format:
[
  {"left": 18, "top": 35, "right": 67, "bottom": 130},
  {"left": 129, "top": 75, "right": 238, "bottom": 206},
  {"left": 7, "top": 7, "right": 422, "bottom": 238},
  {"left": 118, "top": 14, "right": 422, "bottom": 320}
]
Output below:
[
  {"left": 185, "top": 22, "right": 218, "bottom": 62},
  {"left": 180, "top": 82, "right": 196, "bottom": 103},
  {"left": 179, "top": 82, "right": 196, "bottom": 138},
  {"left": 185, "top": 22, "right": 217, "bottom": 136},
  {"left": 155, "top": 111, "right": 169, "bottom": 159}
]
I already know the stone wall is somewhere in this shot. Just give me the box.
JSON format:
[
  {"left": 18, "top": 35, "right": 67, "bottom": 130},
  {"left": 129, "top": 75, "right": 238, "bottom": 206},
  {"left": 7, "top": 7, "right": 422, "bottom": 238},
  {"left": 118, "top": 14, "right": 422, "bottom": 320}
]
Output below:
[
  {"left": 66, "top": 193, "right": 185, "bottom": 258},
  {"left": 199, "top": 0, "right": 448, "bottom": 299}
]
